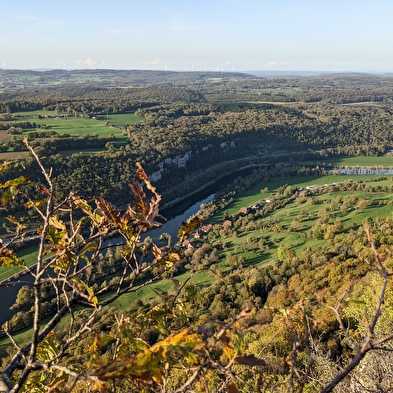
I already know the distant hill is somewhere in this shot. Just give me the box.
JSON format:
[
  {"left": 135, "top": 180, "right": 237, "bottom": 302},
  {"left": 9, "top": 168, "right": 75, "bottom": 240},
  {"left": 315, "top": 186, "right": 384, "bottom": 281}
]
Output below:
[{"left": 0, "top": 69, "right": 255, "bottom": 90}]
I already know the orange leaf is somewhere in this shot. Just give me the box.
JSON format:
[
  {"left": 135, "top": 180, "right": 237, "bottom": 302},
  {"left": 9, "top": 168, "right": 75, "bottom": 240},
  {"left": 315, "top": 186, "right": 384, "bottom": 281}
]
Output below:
[{"left": 227, "top": 381, "right": 239, "bottom": 393}]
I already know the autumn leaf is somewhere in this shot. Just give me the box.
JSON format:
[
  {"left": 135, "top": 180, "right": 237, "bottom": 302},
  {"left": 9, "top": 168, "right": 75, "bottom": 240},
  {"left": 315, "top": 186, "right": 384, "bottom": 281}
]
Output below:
[
  {"left": 234, "top": 354, "right": 266, "bottom": 366},
  {"left": 177, "top": 216, "right": 200, "bottom": 242},
  {"left": 36, "top": 184, "right": 51, "bottom": 197},
  {"left": 1, "top": 186, "right": 19, "bottom": 207},
  {"left": 170, "top": 278, "right": 181, "bottom": 286},
  {"left": 0, "top": 247, "right": 25, "bottom": 267},
  {"left": 95, "top": 197, "right": 121, "bottom": 226},
  {"left": 0, "top": 175, "right": 30, "bottom": 189},
  {"left": 49, "top": 216, "right": 67, "bottom": 231},
  {"left": 227, "top": 381, "right": 239, "bottom": 393},
  {"left": 92, "top": 329, "right": 204, "bottom": 385},
  {"left": 129, "top": 180, "right": 148, "bottom": 217}
]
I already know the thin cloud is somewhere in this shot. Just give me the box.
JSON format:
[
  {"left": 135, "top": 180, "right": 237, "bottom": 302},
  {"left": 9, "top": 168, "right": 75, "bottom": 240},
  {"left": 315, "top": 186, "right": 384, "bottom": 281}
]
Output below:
[{"left": 150, "top": 58, "right": 160, "bottom": 65}]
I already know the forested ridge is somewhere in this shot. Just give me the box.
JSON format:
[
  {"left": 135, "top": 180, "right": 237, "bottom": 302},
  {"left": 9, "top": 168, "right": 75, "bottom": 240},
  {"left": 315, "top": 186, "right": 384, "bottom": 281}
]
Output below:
[{"left": 1, "top": 70, "right": 393, "bottom": 392}]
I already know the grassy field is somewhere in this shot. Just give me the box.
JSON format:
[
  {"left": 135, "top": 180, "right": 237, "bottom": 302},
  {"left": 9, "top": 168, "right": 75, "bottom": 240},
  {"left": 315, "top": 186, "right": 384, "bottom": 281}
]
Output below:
[
  {"left": 301, "top": 155, "right": 393, "bottom": 167},
  {"left": 14, "top": 116, "right": 118, "bottom": 138},
  {"left": 0, "top": 112, "right": 144, "bottom": 158},
  {"left": 105, "top": 113, "right": 142, "bottom": 128},
  {"left": 209, "top": 174, "right": 393, "bottom": 267},
  {"left": 12, "top": 111, "right": 142, "bottom": 138},
  {"left": 211, "top": 173, "right": 390, "bottom": 220}
]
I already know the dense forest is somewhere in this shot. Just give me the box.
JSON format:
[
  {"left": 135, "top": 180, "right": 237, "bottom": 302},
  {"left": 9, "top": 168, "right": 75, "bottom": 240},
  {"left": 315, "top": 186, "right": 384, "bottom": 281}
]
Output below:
[{"left": 1, "top": 70, "right": 393, "bottom": 392}]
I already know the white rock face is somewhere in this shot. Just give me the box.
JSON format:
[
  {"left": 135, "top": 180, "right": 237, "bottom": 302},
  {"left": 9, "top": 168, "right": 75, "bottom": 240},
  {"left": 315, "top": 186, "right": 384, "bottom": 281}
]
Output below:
[
  {"left": 149, "top": 140, "right": 236, "bottom": 181},
  {"left": 149, "top": 151, "right": 193, "bottom": 181}
]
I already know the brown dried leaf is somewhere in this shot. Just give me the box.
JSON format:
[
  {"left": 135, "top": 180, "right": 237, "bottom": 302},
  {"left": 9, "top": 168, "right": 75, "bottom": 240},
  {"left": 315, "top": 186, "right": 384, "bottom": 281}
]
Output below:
[
  {"left": 227, "top": 381, "right": 239, "bottom": 393},
  {"left": 95, "top": 197, "right": 121, "bottom": 226},
  {"left": 234, "top": 354, "right": 266, "bottom": 367}
]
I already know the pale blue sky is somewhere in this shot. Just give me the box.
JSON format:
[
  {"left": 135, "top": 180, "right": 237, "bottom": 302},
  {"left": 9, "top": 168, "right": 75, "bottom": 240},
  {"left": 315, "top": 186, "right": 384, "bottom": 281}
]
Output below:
[{"left": 2, "top": 0, "right": 393, "bottom": 72}]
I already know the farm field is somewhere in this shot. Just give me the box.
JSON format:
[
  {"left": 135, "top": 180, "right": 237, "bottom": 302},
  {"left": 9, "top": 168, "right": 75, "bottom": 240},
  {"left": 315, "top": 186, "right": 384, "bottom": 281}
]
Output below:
[
  {"left": 255, "top": 87, "right": 303, "bottom": 95},
  {"left": 11, "top": 110, "right": 143, "bottom": 136},
  {"left": 301, "top": 155, "right": 393, "bottom": 167},
  {"left": 0, "top": 111, "right": 143, "bottom": 159},
  {"left": 105, "top": 113, "right": 142, "bottom": 128},
  {"left": 212, "top": 173, "right": 393, "bottom": 220},
  {"left": 208, "top": 173, "right": 393, "bottom": 268},
  {"left": 0, "top": 244, "right": 39, "bottom": 282},
  {"left": 12, "top": 113, "right": 119, "bottom": 138}
]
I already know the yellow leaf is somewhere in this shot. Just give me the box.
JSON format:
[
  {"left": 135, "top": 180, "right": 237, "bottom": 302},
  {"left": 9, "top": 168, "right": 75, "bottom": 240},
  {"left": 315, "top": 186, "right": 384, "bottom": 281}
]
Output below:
[
  {"left": 223, "top": 345, "right": 235, "bottom": 360},
  {"left": 49, "top": 216, "right": 67, "bottom": 230}
]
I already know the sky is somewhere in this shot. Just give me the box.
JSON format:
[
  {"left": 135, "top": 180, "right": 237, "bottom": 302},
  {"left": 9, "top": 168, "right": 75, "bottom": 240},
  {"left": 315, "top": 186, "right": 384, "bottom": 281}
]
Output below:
[{"left": 2, "top": 0, "right": 393, "bottom": 73}]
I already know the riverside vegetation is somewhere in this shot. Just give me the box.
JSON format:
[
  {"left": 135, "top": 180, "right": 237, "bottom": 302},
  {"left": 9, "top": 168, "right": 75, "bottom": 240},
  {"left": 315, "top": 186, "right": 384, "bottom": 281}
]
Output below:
[{"left": 1, "top": 70, "right": 393, "bottom": 392}]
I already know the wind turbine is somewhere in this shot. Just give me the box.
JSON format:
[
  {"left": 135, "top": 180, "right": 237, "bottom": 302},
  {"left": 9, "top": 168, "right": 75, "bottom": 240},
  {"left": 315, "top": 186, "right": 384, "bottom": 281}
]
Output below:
[
  {"left": 2, "top": 60, "right": 6, "bottom": 70},
  {"left": 204, "top": 64, "right": 207, "bottom": 72},
  {"left": 164, "top": 63, "right": 168, "bottom": 71},
  {"left": 191, "top": 64, "right": 195, "bottom": 72},
  {"left": 62, "top": 62, "right": 66, "bottom": 70},
  {"left": 8, "top": 61, "right": 13, "bottom": 70}
]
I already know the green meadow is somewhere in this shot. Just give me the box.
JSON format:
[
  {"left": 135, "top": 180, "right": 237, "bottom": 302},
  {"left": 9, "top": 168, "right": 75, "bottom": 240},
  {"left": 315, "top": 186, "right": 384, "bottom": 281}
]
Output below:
[
  {"left": 301, "top": 155, "right": 393, "bottom": 167},
  {"left": 79, "top": 173, "right": 393, "bottom": 312},
  {"left": 105, "top": 113, "right": 143, "bottom": 128},
  {"left": 212, "top": 173, "right": 391, "bottom": 220},
  {"left": 4, "top": 111, "right": 144, "bottom": 153},
  {"left": 13, "top": 112, "right": 119, "bottom": 138},
  {"left": 210, "top": 174, "right": 393, "bottom": 267}
]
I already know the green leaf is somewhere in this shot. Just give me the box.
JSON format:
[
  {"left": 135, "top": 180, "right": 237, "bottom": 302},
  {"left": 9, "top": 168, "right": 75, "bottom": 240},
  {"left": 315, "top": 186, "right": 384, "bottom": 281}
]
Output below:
[{"left": 46, "top": 226, "right": 66, "bottom": 246}]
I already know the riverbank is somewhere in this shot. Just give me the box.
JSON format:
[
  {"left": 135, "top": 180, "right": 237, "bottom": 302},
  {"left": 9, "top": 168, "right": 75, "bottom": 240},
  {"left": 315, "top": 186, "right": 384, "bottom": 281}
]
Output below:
[{"left": 160, "top": 156, "right": 272, "bottom": 210}]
